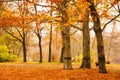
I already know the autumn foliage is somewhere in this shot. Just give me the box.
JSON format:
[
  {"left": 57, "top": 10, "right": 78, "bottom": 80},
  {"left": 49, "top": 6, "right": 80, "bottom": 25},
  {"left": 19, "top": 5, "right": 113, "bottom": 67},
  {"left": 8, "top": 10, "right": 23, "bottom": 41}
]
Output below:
[
  {"left": 0, "top": 63, "right": 120, "bottom": 80},
  {"left": 0, "top": 0, "right": 120, "bottom": 77}
]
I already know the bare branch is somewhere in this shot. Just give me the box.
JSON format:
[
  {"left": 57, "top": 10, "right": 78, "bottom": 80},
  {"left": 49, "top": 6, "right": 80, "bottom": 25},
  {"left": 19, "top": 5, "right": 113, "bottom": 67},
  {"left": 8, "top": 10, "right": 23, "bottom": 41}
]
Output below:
[
  {"left": 70, "top": 24, "right": 83, "bottom": 31},
  {"left": 15, "top": 28, "right": 23, "bottom": 38},
  {"left": 115, "top": 19, "right": 120, "bottom": 22},
  {"left": 5, "top": 30, "right": 23, "bottom": 43},
  {"left": 102, "top": 14, "right": 120, "bottom": 31},
  {"left": 89, "top": 27, "right": 93, "bottom": 31},
  {"left": 70, "top": 30, "right": 78, "bottom": 35}
]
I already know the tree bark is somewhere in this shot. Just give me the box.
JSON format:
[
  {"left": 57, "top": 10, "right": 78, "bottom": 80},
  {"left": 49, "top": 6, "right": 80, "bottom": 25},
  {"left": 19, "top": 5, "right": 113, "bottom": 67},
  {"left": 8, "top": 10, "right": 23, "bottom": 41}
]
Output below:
[
  {"left": 60, "top": 27, "right": 64, "bottom": 63},
  {"left": 94, "top": 28, "right": 107, "bottom": 73},
  {"left": 48, "top": 2, "right": 53, "bottom": 62},
  {"left": 38, "top": 34, "right": 42, "bottom": 63},
  {"left": 80, "top": 11, "right": 91, "bottom": 68},
  {"left": 22, "top": 29, "right": 27, "bottom": 62},
  {"left": 60, "top": 46, "right": 64, "bottom": 63},
  {"left": 23, "top": 41, "right": 27, "bottom": 62},
  {"left": 34, "top": 4, "right": 43, "bottom": 63},
  {"left": 60, "top": 0, "right": 72, "bottom": 69},
  {"left": 88, "top": 0, "right": 107, "bottom": 73},
  {"left": 62, "top": 27, "right": 72, "bottom": 69},
  {"left": 48, "top": 24, "right": 52, "bottom": 62}
]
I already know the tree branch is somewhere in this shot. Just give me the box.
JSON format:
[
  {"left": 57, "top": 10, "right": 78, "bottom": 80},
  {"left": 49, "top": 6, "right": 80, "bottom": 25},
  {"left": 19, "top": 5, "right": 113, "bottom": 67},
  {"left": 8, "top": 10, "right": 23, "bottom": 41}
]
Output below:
[
  {"left": 15, "top": 28, "right": 23, "bottom": 39},
  {"left": 89, "top": 27, "right": 93, "bottom": 31},
  {"left": 102, "top": 14, "right": 120, "bottom": 31},
  {"left": 70, "top": 30, "right": 78, "bottom": 36},
  {"left": 115, "top": 19, "right": 120, "bottom": 22},
  {"left": 70, "top": 24, "right": 83, "bottom": 31},
  {"left": 5, "top": 30, "right": 23, "bottom": 43}
]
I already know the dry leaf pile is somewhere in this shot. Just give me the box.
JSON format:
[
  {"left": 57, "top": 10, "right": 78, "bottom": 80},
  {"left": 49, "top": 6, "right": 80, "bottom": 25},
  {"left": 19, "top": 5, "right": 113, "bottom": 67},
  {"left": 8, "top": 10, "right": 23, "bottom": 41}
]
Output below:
[{"left": 0, "top": 63, "right": 120, "bottom": 80}]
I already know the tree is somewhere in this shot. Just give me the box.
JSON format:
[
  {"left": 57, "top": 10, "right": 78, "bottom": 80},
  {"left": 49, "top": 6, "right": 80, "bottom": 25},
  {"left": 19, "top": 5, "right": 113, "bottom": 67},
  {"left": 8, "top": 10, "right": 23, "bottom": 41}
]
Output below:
[
  {"left": 59, "top": 0, "right": 72, "bottom": 69},
  {"left": 80, "top": 9, "right": 91, "bottom": 68},
  {"left": 102, "top": 0, "right": 120, "bottom": 63},
  {"left": 87, "top": 0, "right": 107, "bottom": 73},
  {"left": 33, "top": 3, "right": 43, "bottom": 63},
  {"left": 5, "top": 27, "right": 28, "bottom": 62},
  {"left": 48, "top": 2, "right": 53, "bottom": 62},
  {"left": 62, "top": 0, "right": 91, "bottom": 68},
  {"left": 88, "top": 0, "right": 120, "bottom": 73},
  {"left": 48, "top": 0, "right": 73, "bottom": 68},
  {"left": 0, "top": 0, "right": 33, "bottom": 62}
]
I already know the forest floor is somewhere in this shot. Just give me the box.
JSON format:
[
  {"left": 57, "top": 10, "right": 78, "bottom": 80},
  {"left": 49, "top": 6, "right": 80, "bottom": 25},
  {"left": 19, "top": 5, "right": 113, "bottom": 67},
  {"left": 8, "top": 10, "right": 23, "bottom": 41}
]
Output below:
[{"left": 0, "top": 62, "right": 120, "bottom": 80}]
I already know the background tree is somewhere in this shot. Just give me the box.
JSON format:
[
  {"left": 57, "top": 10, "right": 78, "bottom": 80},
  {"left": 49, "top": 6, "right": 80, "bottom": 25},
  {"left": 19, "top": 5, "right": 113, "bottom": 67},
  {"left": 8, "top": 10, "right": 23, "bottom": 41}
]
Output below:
[
  {"left": 33, "top": 3, "right": 43, "bottom": 63},
  {"left": 48, "top": 2, "right": 53, "bottom": 62}
]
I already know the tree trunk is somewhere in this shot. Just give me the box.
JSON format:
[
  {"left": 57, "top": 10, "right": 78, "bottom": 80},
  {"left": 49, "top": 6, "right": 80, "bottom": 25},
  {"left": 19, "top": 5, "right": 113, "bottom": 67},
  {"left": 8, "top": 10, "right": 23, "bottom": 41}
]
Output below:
[
  {"left": 23, "top": 41, "right": 27, "bottom": 62},
  {"left": 34, "top": 4, "right": 43, "bottom": 63},
  {"left": 48, "top": 2, "right": 53, "bottom": 62},
  {"left": 88, "top": 0, "right": 107, "bottom": 73},
  {"left": 94, "top": 28, "right": 107, "bottom": 73},
  {"left": 60, "top": 27, "right": 64, "bottom": 63},
  {"left": 48, "top": 20, "right": 52, "bottom": 62},
  {"left": 60, "top": 0, "right": 72, "bottom": 69},
  {"left": 38, "top": 34, "right": 42, "bottom": 63},
  {"left": 22, "top": 30, "right": 27, "bottom": 62},
  {"left": 80, "top": 11, "right": 91, "bottom": 68},
  {"left": 60, "top": 46, "right": 64, "bottom": 63},
  {"left": 62, "top": 27, "right": 72, "bottom": 69}
]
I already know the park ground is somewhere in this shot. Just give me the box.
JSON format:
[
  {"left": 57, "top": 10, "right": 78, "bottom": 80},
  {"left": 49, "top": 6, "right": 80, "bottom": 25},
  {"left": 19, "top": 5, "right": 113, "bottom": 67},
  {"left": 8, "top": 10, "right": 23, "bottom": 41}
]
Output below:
[{"left": 0, "top": 62, "right": 120, "bottom": 80}]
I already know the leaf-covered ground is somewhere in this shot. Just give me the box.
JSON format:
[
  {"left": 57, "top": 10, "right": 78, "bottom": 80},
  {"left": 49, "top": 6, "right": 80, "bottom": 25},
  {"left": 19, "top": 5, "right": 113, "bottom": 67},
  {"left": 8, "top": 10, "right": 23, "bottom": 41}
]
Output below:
[{"left": 0, "top": 63, "right": 120, "bottom": 80}]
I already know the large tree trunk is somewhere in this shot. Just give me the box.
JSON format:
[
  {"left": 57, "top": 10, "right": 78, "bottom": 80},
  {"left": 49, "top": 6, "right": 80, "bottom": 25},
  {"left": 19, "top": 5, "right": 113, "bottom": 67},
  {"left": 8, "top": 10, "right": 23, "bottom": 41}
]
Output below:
[
  {"left": 60, "top": 0, "right": 72, "bottom": 69},
  {"left": 80, "top": 11, "right": 91, "bottom": 68},
  {"left": 62, "top": 27, "right": 72, "bottom": 69},
  {"left": 94, "top": 27, "right": 107, "bottom": 73},
  {"left": 88, "top": 0, "right": 107, "bottom": 73}
]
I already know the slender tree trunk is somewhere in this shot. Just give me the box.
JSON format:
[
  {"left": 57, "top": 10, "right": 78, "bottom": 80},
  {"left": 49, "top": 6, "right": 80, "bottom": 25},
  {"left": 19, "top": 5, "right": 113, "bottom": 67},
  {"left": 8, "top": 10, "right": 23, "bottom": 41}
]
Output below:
[
  {"left": 34, "top": 5, "right": 43, "bottom": 63},
  {"left": 38, "top": 34, "right": 42, "bottom": 63},
  {"left": 107, "top": 40, "right": 112, "bottom": 63},
  {"left": 60, "top": 28, "right": 64, "bottom": 63},
  {"left": 48, "top": 2, "right": 53, "bottom": 62},
  {"left": 60, "top": 0, "right": 72, "bottom": 69},
  {"left": 80, "top": 11, "right": 91, "bottom": 68},
  {"left": 88, "top": 0, "right": 107, "bottom": 73},
  {"left": 23, "top": 41, "right": 27, "bottom": 62},
  {"left": 35, "top": 30, "right": 43, "bottom": 63},
  {"left": 22, "top": 29, "right": 27, "bottom": 62},
  {"left": 107, "top": 21, "right": 115, "bottom": 62},
  {"left": 48, "top": 25, "right": 52, "bottom": 62}
]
